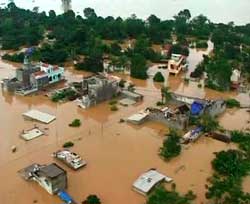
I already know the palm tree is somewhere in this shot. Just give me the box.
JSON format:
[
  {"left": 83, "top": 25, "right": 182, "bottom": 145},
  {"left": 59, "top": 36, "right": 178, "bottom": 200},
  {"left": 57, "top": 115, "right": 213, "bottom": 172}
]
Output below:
[{"left": 161, "top": 86, "right": 172, "bottom": 104}]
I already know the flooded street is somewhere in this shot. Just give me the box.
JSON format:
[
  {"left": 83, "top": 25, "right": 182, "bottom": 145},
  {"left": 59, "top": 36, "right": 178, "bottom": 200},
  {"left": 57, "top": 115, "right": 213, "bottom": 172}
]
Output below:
[{"left": 0, "top": 45, "right": 250, "bottom": 204}]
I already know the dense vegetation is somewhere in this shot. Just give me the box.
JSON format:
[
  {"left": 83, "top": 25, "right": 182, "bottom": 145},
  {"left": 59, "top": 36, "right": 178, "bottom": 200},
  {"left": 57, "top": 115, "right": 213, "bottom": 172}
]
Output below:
[
  {"left": 198, "top": 114, "right": 219, "bottom": 133},
  {"left": 51, "top": 88, "right": 78, "bottom": 102},
  {"left": 160, "top": 129, "right": 181, "bottom": 161},
  {"left": 206, "top": 131, "right": 250, "bottom": 204},
  {"left": 147, "top": 185, "right": 196, "bottom": 204},
  {"left": 1, "top": 3, "right": 250, "bottom": 85}
]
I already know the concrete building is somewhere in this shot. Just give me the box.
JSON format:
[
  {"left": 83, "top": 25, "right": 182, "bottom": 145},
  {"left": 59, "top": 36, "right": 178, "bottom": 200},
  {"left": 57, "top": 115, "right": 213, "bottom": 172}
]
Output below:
[
  {"left": 4, "top": 56, "right": 64, "bottom": 95},
  {"left": 103, "top": 60, "right": 130, "bottom": 74},
  {"left": 133, "top": 169, "right": 172, "bottom": 195},
  {"left": 53, "top": 150, "right": 87, "bottom": 170},
  {"left": 127, "top": 105, "right": 189, "bottom": 130},
  {"left": 168, "top": 54, "right": 187, "bottom": 75},
  {"left": 19, "top": 163, "right": 67, "bottom": 195},
  {"left": 121, "top": 90, "right": 143, "bottom": 102},
  {"left": 75, "top": 74, "right": 120, "bottom": 109}
]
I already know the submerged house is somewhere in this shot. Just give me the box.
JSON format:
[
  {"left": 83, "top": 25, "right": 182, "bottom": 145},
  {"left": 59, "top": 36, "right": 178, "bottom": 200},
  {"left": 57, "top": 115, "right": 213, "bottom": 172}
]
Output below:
[
  {"left": 190, "top": 100, "right": 226, "bottom": 117},
  {"left": 103, "top": 59, "right": 130, "bottom": 74},
  {"left": 127, "top": 105, "right": 189, "bottom": 130},
  {"left": 168, "top": 54, "right": 187, "bottom": 75},
  {"left": 75, "top": 74, "right": 120, "bottom": 109},
  {"left": 230, "top": 69, "right": 241, "bottom": 89},
  {"left": 19, "top": 163, "right": 67, "bottom": 195},
  {"left": 30, "top": 63, "right": 64, "bottom": 89},
  {"left": 133, "top": 169, "right": 172, "bottom": 196},
  {"left": 3, "top": 56, "right": 64, "bottom": 95},
  {"left": 53, "top": 149, "right": 87, "bottom": 170}
]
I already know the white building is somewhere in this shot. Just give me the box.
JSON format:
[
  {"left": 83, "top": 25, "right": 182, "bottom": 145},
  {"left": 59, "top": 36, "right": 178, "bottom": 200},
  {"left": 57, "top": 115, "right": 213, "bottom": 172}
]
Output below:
[
  {"left": 168, "top": 54, "right": 187, "bottom": 75},
  {"left": 133, "top": 169, "right": 173, "bottom": 195}
]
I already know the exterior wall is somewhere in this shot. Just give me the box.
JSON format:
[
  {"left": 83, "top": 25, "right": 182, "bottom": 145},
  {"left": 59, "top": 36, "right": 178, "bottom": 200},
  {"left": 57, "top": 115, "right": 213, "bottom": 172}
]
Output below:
[
  {"left": 37, "top": 176, "right": 53, "bottom": 195},
  {"left": 48, "top": 68, "right": 64, "bottom": 84},
  {"left": 205, "top": 100, "right": 226, "bottom": 117},
  {"left": 51, "top": 173, "right": 68, "bottom": 194},
  {"left": 35, "top": 76, "right": 50, "bottom": 89},
  {"left": 148, "top": 110, "right": 189, "bottom": 130}
]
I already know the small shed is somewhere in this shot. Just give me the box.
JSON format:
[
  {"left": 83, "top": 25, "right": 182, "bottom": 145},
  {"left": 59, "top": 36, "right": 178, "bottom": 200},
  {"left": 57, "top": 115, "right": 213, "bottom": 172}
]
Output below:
[
  {"left": 133, "top": 169, "right": 172, "bottom": 196},
  {"left": 127, "top": 111, "right": 149, "bottom": 125},
  {"left": 21, "top": 128, "right": 44, "bottom": 141},
  {"left": 22, "top": 109, "right": 56, "bottom": 124}
]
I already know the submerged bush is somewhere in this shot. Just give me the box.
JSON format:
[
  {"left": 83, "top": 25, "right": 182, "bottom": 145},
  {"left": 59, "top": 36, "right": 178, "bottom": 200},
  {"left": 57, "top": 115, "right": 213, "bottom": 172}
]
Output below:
[
  {"left": 226, "top": 99, "right": 240, "bottom": 108},
  {"left": 160, "top": 129, "right": 181, "bottom": 161},
  {"left": 153, "top": 72, "right": 165, "bottom": 82},
  {"left": 69, "top": 119, "right": 81, "bottom": 127},
  {"left": 63, "top": 141, "right": 74, "bottom": 148}
]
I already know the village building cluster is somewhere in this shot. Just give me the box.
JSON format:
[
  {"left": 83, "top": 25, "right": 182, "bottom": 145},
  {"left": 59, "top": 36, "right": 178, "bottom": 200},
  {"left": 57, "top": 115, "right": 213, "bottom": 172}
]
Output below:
[
  {"left": 2, "top": 56, "right": 64, "bottom": 95},
  {"left": 2, "top": 43, "right": 244, "bottom": 204}
]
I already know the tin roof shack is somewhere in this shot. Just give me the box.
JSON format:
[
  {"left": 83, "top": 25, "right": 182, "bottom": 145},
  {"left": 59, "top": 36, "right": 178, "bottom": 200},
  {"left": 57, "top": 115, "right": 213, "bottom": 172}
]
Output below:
[
  {"left": 75, "top": 74, "right": 120, "bottom": 109},
  {"left": 19, "top": 163, "right": 67, "bottom": 195},
  {"left": 133, "top": 169, "right": 172, "bottom": 196}
]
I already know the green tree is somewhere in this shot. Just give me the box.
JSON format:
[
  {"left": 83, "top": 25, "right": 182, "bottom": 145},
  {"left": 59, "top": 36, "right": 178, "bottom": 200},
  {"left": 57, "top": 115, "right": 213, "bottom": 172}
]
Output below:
[
  {"left": 147, "top": 185, "right": 195, "bottom": 204},
  {"left": 160, "top": 129, "right": 181, "bottom": 161},
  {"left": 153, "top": 72, "right": 165, "bottom": 82},
  {"left": 75, "top": 49, "right": 104, "bottom": 73},
  {"left": 130, "top": 54, "right": 148, "bottom": 79},
  {"left": 83, "top": 195, "right": 101, "bottom": 204},
  {"left": 161, "top": 86, "right": 172, "bottom": 104},
  {"left": 198, "top": 114, "right": 219, "bottom": 133}
]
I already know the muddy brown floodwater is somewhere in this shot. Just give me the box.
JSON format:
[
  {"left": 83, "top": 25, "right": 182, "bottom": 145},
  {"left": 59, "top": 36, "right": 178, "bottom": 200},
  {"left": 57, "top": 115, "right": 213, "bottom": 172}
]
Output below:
[{"left": 0, "top": 45, "right": 250, "bottom": 204}]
